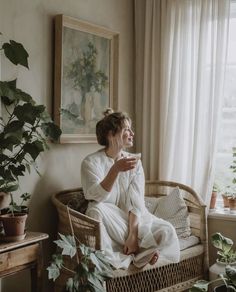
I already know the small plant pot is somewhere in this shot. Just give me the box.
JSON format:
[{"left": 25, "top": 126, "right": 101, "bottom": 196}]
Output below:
[
  {"left": 222, "top": 194, "right": 230, "bottom": 208},
  {"left": 210, "top": 191, "right": 218, "bottom": 209},
  {"left": 0, "top": 213, "right": 27, "bottom": 239},
  {"left": 214, "top": 284, "right": 235, "bottom": 292},
  {"left": 228, "top": 197, "right": 236, "bottom": 213}
]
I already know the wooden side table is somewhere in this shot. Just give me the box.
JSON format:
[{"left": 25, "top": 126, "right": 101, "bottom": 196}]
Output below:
[{"left": 0, "top": 231, "right": 49, "bottom": 292}]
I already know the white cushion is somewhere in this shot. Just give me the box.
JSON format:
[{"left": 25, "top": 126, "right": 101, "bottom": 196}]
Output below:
[
  {"left": 179, "top": 235, "right": 199, "bottom": 250},
  {"left": 153, "top": 187, "right": 191, "bottom": 238},
  {"left": 144, "top": 197, "right": 161, "bottom": 214}
]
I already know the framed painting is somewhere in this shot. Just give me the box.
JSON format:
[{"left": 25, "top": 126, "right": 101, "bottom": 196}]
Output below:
[{"left": 54, "top": 15, "right": 119, "bottom": 143}]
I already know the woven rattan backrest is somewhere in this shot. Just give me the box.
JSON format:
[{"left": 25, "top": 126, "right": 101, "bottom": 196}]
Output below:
[{"left": 52, "top": 188, "right": 101, "bottom": 250}]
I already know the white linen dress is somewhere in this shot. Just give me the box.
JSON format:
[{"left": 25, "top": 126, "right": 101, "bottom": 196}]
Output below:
[{"left": 81, "top": 149, "right": 180, "bottom": 269}]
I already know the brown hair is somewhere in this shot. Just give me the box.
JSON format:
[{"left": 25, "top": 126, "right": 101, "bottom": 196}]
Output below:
[{"left": 96, "top": 108, "right": 131, "bottom": 146}]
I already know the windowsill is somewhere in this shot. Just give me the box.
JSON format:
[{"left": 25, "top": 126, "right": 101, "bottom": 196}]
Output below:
[{"left": 208, "top": 208, "right": 236, "bottom": 220}]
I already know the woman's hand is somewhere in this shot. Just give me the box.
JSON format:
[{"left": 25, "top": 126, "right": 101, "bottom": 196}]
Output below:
[
  {"left": 123, "top": 232, "right": 139, "bottom": 255},
  {"left": 113, "top": 157, "right": 137, "bottom": 173}
]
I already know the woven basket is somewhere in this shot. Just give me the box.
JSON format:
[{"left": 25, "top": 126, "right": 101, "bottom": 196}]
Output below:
[{"left": 52, "top": 181, "right": 208, "bottom": 292}]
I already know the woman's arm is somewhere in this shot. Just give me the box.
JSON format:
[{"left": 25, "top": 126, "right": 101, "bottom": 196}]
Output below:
[
  {"left": 100, "top": 157, "right": 137, "bottom": 192},
  {"left": 81, "top": 156, "right": 137, "bottom": 201}
]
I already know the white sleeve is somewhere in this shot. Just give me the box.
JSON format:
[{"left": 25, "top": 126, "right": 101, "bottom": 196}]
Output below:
[
  {"left": 81, "top": 158, "right": 111, "bottom": 202},
  {"left": 125, "top": 160, "right": 146, "bottom": 217}
]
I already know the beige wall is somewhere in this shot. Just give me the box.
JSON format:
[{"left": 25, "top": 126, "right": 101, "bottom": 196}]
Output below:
[{"left": 0, "top": 0, "right": 134, "bottom": 291}]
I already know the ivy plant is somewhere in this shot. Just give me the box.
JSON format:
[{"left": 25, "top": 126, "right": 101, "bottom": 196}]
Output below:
[
  {"left": 0, "top": 35, "right": 61, "bottom": 214},
  {"left": 47, "top": 233, "right": 113, "bottom": 292}
]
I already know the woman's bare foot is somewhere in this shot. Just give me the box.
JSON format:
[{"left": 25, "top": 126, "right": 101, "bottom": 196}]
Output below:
[{"left": 149, "top": 252, "right": 159, "bottom": 265}]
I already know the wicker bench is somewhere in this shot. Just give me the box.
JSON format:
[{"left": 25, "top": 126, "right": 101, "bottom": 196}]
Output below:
[{"left": 52, "top": 181, "right": 208, "bottom": 292}]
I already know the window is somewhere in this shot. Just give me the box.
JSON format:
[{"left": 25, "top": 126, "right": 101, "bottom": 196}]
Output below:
[{"left": 214, "top": 0, "right": 236, "bottom": 209}]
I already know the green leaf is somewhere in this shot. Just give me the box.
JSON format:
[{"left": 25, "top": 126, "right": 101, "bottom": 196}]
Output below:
[
  {"left": 95, "top": 251, "right": 113, "bottom": 271},
  {"left": 0, "top": 135, "right": 21, "bottom": 151},
  {"left": 79, "top": 244, "right": 92, "bottom": 256},
  {"left": 2, "top": 40, "right": 29, "bottom": 68},
  {"left": 212, "top": 233, "right": 233, "bottom": 253},
  {"left": 4, "top": 120, "right": 24, "bottom": 136},
  {"left": 189, "top": 280, "right": 209, "bottom": 292},
  {"left": 23, "top": 141, "right": 44, "bottom": 160},
  {"left": 9, "top": 164, "right": 25, "bottom": 177},
  {"left": 54, "top": 233, "right": 77, "bottom": 258},
  {"left": 20, "top": 192, "right": 31, "bottom": 202},
  {"left": 41, "top": 122, "right": 62, "bottom": 141},
  {"left": 0, "top": 181, "right": 19, "bottom": 192},
  {"left": 14, "top": 103, "right": 38, "bottom": 125},
  {"left": 87, "top": 273, "right": 105, "bottom": 292},
  {"left": 0, "top": 153, "right": 9, "bottom": 163},
  {"left": 47, "top": 263, "right": 60, "bottom": 281},
  {"left": 52, "top": 254, "right": 63, "bottom": 268}
]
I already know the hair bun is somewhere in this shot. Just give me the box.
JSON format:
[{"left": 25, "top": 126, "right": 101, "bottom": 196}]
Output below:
[{"left": 103, "top": 108, "right": 114, "bottom": 117}]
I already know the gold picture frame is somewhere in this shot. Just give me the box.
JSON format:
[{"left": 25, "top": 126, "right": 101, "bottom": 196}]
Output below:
[{"left": 54, "top": 15, "right": 119, "bottom": 143}]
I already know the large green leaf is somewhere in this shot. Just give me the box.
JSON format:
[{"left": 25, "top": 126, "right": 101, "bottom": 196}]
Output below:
[
  {"left": 0, "top": 81, "right": 33, "bottom": 104},
  {"left": 14, "top": 103, "right": 40, "bottom": 125},
  {"left": 4, "top": 120, "right": 24, "bottom": 133},
  {"left": 23, "top": 141, "right": 44, "bottom": 160},
  {"left": 0, "top": 135, "right": 22, "bottom": 152},
  {"left": 54, "top": 233, "right": 77, "bottom": 258},
  {"left": 2, "top": 40, "right": 29, "bottom": 68},
  {"left": 212, "top": 233, "right": 233, "bottom": 252},
  {"left": 41, "top": 122, "right": 62, "bottom": 141},
  {"left": 0, "top": 180, "right": 19, "bottom": 192}
]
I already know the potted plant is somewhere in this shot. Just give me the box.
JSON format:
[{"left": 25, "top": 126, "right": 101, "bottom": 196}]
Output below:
[
  {"left": 222, "top": 186, "right": 231, "bottom": 209},
  {"left": 190, "top": 233, "right": 236, "bottom": 292},
  {"left": 0, "top": 36, "right": 61, "bottom": 239},
  {"left": 47, "top": 233, "right": 113, "bottom": 292},
  {"left": 210, "top": 183, "right": 220, "bottom": 209},
  {"left": 211, "top": 233, "right": 236, "bottom": 265},
  {"left": 229, "top": 148, "right": 236, "bottom": 212},
  {"left": 190, "top": 265, "right": 236, "bottom": 292}
]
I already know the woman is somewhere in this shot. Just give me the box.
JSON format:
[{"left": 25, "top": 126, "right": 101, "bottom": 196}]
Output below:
[{"left": 81, "top": 109, "right": 180, "bottom": 269}]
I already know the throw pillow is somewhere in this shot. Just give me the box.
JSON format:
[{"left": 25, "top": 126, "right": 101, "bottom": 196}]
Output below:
[
  {"left": 154, "top": 187, "right": 191, "bottom": 238},
  {"left": 144, "top": 197, "right": 161, "bottom": 214},
  {"left": 67, "top": 190, "right": 88, "bottom": 214}
]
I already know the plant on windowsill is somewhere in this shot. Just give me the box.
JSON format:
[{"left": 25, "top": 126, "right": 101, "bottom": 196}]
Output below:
[
  {"left": 47, "top": 233, "right": 113, "bottom": 292},
  {"left": 0, "top": 35, "right": 61, "bottom": 239},
  {"left": 222, "top": 186, "right": 231, "bottom": 209},
  {"left": 229, "top": 148, "right": 236, "bottom": 212},
  {"left": 210, "top": 183, "right": 221, "bottom": 210},
  {"left": 190, "top": 233, "right": 236, "bottom": 292}
]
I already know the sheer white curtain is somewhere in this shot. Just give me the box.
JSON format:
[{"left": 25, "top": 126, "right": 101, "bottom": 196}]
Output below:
[{"left": 134, "top": 0, "right": 230, "bottom": 203}]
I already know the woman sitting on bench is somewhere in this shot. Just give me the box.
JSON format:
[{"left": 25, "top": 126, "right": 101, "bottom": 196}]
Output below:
[{"left": 81, "top": 108, "right": 180, "bottom": 269}]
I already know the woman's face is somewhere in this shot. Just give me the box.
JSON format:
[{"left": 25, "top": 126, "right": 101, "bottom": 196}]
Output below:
[
  {"left": 108, "top": 119, "right": 134, "bottom": 149},
  {"left": 120, "top": 120, "right": 134, "bottom": 148}
]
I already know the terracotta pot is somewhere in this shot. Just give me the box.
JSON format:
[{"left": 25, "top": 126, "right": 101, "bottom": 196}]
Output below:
[
  {"left": 228, "top": 197, "right": 236, "bottom": 211},
  {"left": 222, "top": 194, "right": 230, "bottom": 208},
  {"left": 0, "top": 213, "right": 27, "bottom": 237},
  {"left": 210, "top": 191, "right": 218, "bottom": 209}
]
